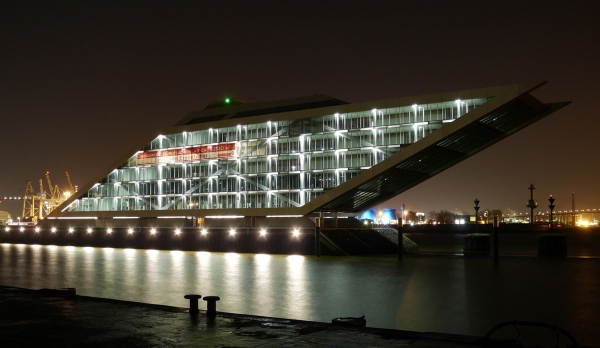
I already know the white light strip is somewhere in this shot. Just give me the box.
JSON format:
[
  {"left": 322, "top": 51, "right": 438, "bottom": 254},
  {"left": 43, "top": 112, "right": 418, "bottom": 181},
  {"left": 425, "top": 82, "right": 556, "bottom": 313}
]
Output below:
[
  {"left": 49, "top": 217, "right": 98, "bottom": 220},
  {"left": 442, "top": 119, "right": 455, "bottom": 123},
  {"left": 157, "top": 216, "right": 186, "bottom": 219},
  {"left": 266, "top": 215, "right": 303, "bottom": 218},
  {"left": 205, "top": 215, "right": 245, "bottom": 219},
  {"left": 113, "top": 216, "right": 140, "bottom": 219}
]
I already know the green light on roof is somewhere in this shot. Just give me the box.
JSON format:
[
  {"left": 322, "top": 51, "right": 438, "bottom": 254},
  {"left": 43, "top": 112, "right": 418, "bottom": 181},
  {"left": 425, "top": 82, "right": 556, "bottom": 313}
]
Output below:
[{"left": 225, "top": 98, "right": 231, "bottom": 104}]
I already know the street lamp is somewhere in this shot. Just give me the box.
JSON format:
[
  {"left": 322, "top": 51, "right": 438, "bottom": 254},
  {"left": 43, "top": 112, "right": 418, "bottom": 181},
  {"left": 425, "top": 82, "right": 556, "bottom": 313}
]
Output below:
[
  {"left": 549, "top": 195, "right": 555, "bottom": 231},
  {"left": 526, "top": 184, "right": 538, "bottom": 225},
  {"left": 474, "top": 199, "right": 480, "bottom": 233}
]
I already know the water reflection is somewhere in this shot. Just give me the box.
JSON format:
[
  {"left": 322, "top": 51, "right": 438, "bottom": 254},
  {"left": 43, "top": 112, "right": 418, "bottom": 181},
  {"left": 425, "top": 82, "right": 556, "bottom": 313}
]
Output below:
[
  {"left": 169, "top": 250, "right": 186, "bottom": 301},
  {"left": 194, "top": 252, "right": 211, "bottom": 292},
  {"left": 284, "top": 255, "right": 307, "bottom": 319},
  {"left": 0, "top": 245, "right": 599, "bottom": 347},
  {"left": 252, "top": 254, "right": 273, "bottom": 315}
]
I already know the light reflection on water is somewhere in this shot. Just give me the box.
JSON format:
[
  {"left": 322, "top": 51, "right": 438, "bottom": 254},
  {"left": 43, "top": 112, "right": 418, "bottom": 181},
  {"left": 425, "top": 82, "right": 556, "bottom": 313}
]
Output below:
[
  {"left": 0, "top": 243, "right": 599, "bottom": 347},
  {"left": 252, "top": 254, "right": 273, "bottom": 315}
]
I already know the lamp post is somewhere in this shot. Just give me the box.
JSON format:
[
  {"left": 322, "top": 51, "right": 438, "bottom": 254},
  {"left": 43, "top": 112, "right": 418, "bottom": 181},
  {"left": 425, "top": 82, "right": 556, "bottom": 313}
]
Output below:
[
  {"left": 538, "top": 194, "right": 566, "bottom": 257},
  {"left": 549, "top": 195, "right": 555, "bottom": 231},
  {"left": 526, "top": 184, "right": 538, "bottom": 225},
  {"left": 474, "top": 199, "right": 480, "bottom": 233}
]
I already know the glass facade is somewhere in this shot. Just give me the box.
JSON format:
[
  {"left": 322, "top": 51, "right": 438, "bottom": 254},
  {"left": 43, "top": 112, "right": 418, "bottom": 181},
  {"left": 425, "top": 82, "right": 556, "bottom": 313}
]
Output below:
[{"left": 67, "top": 98, "right": 489, "bottom": 213}]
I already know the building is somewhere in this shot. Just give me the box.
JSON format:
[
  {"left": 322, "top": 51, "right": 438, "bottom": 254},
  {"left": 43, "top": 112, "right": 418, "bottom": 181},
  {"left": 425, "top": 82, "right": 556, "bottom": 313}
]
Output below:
[
  {"left": 45, "top": 81, "right": 569, "bottom": 229},
  {"left": 0, "top": 211, "right": 11, "bottom": 226}
]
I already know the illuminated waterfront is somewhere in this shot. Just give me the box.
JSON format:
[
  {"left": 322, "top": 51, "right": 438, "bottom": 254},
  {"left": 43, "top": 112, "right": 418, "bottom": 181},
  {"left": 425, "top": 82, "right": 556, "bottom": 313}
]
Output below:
[{"left": 1, "top": 244, "right": 599, "bottom": 346}]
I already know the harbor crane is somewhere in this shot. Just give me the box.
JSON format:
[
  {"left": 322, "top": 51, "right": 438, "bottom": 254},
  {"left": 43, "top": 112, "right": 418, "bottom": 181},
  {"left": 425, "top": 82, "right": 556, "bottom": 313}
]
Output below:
[
  {"left": 66, "top": 171, "right": 76, "bottom": 194},
  {"left": 19, "top": 171, "right": 76, "bottom": 222}
]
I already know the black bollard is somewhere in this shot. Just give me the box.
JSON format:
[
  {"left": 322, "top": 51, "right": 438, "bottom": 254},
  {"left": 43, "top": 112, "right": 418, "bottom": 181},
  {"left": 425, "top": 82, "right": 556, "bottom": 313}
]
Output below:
[
  {"left": 184, "top": 294, "right": 202, "bottom": 314},
  {"left": 203, "top": 296, "right": 220, "bottom": 317}
]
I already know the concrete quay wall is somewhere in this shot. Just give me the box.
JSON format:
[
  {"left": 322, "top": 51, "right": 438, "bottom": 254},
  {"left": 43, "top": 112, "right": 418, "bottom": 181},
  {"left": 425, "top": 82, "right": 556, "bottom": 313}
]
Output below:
[{"left": 0, "top": 226, "right": 316, "bottom": 254}]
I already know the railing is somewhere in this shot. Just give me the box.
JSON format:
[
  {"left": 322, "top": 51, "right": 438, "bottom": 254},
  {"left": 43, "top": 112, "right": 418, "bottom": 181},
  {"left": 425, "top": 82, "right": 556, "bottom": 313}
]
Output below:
[{"left": 483, "top": 320, "right": 579, "bottom": 347}]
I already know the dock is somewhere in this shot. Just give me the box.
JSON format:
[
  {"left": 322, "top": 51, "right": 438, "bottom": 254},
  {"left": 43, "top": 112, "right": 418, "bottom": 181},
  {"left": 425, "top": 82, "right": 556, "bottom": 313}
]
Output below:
[{"left": 0, "top": 285, "right": 500, "bottom": 348}]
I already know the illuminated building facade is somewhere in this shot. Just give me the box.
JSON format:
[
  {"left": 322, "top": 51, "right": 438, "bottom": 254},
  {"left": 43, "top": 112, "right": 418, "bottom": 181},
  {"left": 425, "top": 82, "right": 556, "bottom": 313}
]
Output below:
[{"left": 49, "top": 81, "right": 568, "bottom": 226}]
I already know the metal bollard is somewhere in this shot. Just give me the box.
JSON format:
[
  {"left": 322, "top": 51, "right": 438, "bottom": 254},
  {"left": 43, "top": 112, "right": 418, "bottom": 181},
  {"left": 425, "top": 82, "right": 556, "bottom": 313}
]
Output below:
[
  {"left": 203, "top": 296, "right": 220, "bottom": 317},
  {"left": 184, "top": 294, "right": 202, "bottom": 314}
]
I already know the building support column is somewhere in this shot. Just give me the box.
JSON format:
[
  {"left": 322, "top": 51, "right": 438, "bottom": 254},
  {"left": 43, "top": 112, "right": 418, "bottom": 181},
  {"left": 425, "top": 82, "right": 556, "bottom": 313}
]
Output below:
[
  {"left": 397, "top": 224, "right": 403, "bottom": 260},
  {"left": 493, "top": 216, "right": 499, "bottom": 264},
  {"left": 315, "top": 212, "right": 322, "bottom": 257}
]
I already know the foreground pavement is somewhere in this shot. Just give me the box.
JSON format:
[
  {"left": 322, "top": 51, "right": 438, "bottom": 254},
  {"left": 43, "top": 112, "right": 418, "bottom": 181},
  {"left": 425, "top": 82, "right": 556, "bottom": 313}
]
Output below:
[{"left": 0, "top": 285, "right": 518, "bottom": 348}]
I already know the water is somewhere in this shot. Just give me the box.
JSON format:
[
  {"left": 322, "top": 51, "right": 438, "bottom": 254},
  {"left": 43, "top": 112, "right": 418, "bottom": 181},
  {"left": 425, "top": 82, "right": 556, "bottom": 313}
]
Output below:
[
  {"left": 405, "top": 230, "right": 600, "bottom": 257},
  {"left": 1, "top": 243, "right": 599, "bottom": 347}
]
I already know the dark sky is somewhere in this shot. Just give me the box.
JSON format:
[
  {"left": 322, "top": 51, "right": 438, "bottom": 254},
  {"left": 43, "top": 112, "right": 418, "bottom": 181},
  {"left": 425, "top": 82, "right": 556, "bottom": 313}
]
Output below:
[{"left": 1, "top": 0, "right": 599, "bottom": 218}]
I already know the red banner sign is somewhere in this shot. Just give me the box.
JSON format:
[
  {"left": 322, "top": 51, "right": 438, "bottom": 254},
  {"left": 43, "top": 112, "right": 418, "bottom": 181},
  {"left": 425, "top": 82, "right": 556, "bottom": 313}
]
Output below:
[{"left": 137, "top": 143, "right": 238, "bottom": 165}]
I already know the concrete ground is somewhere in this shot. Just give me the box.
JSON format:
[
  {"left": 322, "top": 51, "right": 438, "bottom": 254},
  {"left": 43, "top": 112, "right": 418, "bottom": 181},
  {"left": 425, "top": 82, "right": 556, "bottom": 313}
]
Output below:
[{"left": 0, "top": 285, "right": 512, "bottom": 348}]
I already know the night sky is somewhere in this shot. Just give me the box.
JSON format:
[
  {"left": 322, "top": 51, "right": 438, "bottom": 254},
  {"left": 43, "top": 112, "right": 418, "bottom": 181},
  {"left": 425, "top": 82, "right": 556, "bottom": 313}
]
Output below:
[{"left": 1, "top": 1, "right": 599, "bottom": 218}]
